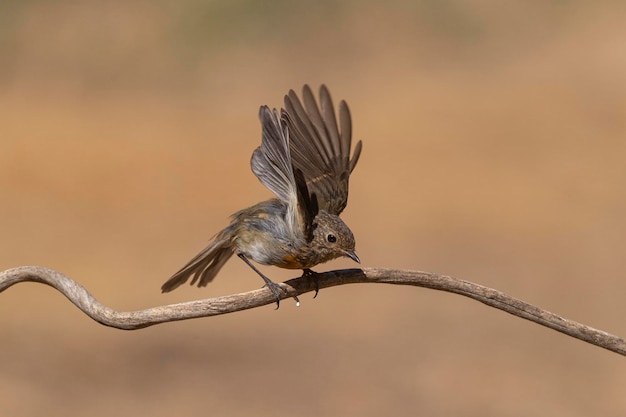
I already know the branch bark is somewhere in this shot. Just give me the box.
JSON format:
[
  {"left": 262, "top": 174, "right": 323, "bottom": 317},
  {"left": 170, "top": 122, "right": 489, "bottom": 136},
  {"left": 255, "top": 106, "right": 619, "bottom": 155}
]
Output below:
[{"left": 1, "top": 265, "right": 624, "bottom": 356}]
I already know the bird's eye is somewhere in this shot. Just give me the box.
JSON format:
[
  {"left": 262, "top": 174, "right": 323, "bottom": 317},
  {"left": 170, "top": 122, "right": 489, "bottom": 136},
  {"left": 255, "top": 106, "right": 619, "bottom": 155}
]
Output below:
[{"left": 327, "top": 234, "right": 337, "bottom": 243}]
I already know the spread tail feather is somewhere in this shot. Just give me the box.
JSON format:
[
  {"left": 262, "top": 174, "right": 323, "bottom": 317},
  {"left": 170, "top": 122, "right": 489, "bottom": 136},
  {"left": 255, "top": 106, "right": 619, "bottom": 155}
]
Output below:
[{"left": 161, "top": 230, "right": 235, "bottom": 293}]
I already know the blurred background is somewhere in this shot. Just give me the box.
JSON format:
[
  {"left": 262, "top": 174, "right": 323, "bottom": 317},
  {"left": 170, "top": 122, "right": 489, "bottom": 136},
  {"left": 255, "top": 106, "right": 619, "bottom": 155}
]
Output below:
[{"left": 1, "top": 1, "right": 626, "bottom": 416}]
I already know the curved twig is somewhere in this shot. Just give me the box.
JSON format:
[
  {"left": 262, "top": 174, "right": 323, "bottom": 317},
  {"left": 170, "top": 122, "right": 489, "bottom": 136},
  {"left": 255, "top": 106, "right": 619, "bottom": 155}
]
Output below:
[{"left": 1, "top": 265, "right": 624, "bottom": 356}]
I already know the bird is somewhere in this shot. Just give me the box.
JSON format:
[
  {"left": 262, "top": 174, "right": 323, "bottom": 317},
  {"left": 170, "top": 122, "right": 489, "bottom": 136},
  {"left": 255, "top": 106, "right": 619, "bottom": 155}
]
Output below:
[{"left": 161, "top": 85, "right": 362, "bottom": 307}]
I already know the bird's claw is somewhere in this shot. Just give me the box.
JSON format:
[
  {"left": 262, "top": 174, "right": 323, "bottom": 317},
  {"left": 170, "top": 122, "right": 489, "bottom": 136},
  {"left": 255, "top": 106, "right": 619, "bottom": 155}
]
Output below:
[
  {"left": 302, "top": 269, "right": 320, "bottom": 298},
  {"left": 264, "top": 281, "right": 299, "bottom": 309}
]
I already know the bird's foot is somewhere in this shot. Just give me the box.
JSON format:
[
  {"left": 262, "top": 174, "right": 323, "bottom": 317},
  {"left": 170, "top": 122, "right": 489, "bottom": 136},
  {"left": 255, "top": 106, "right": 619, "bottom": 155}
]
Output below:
[
  {"left": 264, "top": 280, "right": 299, "bottom": 309},
  {"left": 302, "top": 269, "right": 320, "bottom": 298}
]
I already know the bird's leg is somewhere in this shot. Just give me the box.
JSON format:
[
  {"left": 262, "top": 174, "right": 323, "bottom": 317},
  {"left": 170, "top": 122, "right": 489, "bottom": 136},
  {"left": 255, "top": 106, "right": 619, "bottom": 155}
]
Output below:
[
  {"left": 238, "top": 254, "right": 299, "bottom": 309},
  {"left": 302, "top": 268, "right": 320, "bottom": 298}
]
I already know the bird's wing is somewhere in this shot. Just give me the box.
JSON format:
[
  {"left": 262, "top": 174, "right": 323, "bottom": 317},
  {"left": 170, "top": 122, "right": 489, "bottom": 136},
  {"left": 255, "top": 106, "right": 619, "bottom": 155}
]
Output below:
[
  {"left": 250, "top": 106, "right": 317, "bottom": 239},
  {"left": 283, "top": 84, "right": 362, "bottom": 215}
]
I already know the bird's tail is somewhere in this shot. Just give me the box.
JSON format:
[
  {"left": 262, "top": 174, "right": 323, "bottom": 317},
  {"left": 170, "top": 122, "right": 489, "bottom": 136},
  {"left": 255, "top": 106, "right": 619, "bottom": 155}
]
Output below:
[{"left": 161, "top": 228, "right": 235, "bottom": 293}]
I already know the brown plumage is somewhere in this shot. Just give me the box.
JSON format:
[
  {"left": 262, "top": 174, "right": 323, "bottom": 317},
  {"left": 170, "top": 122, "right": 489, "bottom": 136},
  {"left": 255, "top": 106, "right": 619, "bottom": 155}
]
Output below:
[{"left": 161, "top": 85, "right": 362, "bottom": 307}]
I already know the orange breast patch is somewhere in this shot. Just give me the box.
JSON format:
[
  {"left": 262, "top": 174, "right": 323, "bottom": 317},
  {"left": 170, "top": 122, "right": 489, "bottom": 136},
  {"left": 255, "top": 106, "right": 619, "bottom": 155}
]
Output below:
[{"left": 280, "top": 254, "right": 303, "bottom": 269}]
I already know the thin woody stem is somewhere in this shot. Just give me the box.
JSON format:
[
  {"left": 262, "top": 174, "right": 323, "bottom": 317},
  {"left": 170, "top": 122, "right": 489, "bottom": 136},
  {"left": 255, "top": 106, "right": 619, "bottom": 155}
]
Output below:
[{"left": 1, "top": 265, "right": 624, "bottom": 356}]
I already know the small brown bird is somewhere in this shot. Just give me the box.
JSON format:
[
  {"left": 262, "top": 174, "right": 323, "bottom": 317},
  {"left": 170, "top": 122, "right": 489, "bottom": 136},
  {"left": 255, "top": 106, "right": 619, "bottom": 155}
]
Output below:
[{"left": 161, "top": 85, "right": 362, "bottom": 306}]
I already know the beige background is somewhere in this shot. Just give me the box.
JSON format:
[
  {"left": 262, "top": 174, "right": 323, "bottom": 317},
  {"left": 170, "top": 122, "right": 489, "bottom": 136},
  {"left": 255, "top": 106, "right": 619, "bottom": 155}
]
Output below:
[{"left": 2, "top": 1, "right": 626, "bottom": 416}]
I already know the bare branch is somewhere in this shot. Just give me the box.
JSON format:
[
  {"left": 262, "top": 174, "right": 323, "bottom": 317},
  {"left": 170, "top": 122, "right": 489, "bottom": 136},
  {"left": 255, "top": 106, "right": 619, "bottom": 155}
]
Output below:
[{"left": 1, "top": 265, "right": 624, "bottom": 356}]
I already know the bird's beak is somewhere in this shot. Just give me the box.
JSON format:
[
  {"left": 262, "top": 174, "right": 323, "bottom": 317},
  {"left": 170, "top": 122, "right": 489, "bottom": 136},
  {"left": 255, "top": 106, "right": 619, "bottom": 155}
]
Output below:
[{"left": 344, "top": 250, "right": 361, "bottom": 264}]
